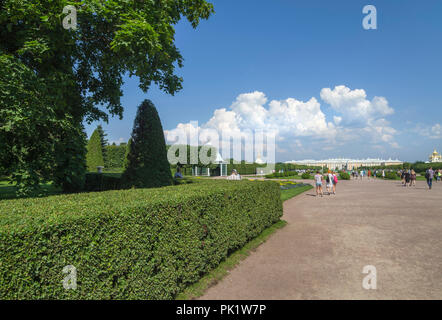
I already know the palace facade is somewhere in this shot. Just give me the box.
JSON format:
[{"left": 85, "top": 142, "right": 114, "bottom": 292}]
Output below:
[{"left": 285, "top": 158, "right": 403, "bottom": 170}]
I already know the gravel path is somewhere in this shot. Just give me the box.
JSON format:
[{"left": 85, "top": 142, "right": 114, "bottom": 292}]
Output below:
[{"left": 200, "top": 178, "right": 442, "bottom": 299}]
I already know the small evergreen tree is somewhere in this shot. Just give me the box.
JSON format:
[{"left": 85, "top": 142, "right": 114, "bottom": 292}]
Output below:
[
  {"left": 122, "top": 100, "right": 172, "bottom": 188},
  {"left": 123, "top": 138, "right": 132, "bottom": 170},
  {"left": 86, "top": 129, "right": 104, "bottom": 172},
  {"left": 96, "top": 125, "right": 108, "bottom": 165}
]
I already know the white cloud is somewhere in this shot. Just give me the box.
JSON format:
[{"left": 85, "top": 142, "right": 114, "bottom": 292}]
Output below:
[
  {"left": 320, "top": 85, "right": 394, "bottom": 123},
  {"left": 333, "top": 116, "right": 342, "bottom": 125},
  {"left": 320, "top": 85, "right": 398, "bottom": 148},
  {"left": 165, "top": 86, "right": 400, "bottom": 159},
  {"left": 414, "top": 123, "right": 442, "bottom": 139},
  {"left": 109, "top": 137, "right": 126, "bottom": 145},
  {"left": 431, "top": 123, "right": 442, "bottom": 138},
  {"left": 167, "top": 91, "right": 335, "bottom": 143}
]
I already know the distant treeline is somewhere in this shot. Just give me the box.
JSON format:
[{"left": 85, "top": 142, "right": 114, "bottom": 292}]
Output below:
[{"left": 102, "top": 140, "right": 441, "bottom": 176}]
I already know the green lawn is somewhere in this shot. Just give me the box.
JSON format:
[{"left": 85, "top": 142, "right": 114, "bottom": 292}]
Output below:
[
  {"left": 266, "top": 175, "right": 313, "bottom": 180},
  {"left": 0, "top": 172, "right": 123, "bottom": 200},
  {"left": 0, "top": 180, "right": 61, "bottom": 200},
  {"left": 280, "top": 184, "right": 313, "bottom": 201}
]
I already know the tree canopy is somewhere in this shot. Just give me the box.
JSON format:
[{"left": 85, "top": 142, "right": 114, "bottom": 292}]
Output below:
[{"left": 0, "top": 0, "right": 214, "bottom": 193}]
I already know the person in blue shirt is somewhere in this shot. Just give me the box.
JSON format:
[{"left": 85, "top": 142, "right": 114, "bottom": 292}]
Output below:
[{"left": 426, "top": 167, "right": 434, "bottom": 190}]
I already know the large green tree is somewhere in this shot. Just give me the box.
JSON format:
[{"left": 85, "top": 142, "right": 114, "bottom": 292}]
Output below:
[
  {"left": 0, "top": 0, "right": 214, "bottom": 193},
  {"left": 122, "top": 100, "right": 172, "bottom": 188}
]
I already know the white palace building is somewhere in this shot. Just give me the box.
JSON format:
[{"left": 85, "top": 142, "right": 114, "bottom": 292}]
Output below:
[{"left": 285, "top": 158, "right": 403, "bottom": 170}]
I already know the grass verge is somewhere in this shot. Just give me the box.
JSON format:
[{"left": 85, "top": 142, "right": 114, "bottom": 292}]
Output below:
[
  {"left": 280, "top": 185, "right": 313, "bottom": 202},
  {"left": 176, "top": 219, "right": 287, "bottom": 300}
]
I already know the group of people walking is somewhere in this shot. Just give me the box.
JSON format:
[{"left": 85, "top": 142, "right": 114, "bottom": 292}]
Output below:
[
  {"left": 399, "top": 169, "right": 417, "bottom": 187},
  {"left": 314, "top": 170, "right": 338, "bottom": 197}
]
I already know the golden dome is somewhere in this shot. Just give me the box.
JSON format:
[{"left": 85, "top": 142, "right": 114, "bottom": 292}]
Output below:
[{"left": 429, "top": 149, "right": 442, "bottom": 162}]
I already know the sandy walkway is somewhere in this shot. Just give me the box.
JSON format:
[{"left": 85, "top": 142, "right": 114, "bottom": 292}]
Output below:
[{"left": 201, "top": 178, "right": 442, "bottom": 299}]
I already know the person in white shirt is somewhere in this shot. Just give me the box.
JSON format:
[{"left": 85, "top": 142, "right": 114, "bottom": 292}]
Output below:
[
  {"left": 227, "top": 169, "right": 241, "bottom": 181},
  {"left": 326, "top": 170, "right": 333, "bottom": 195},
  {"left": 314, "top": 171, "right": 324, "bottom": 197}
]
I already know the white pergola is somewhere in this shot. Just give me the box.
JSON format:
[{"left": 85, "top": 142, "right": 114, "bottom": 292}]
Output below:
[{"left": 192, "top": 152, "right": 227, "bottom": 177}]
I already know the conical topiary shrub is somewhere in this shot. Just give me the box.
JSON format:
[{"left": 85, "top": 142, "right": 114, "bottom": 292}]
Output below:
[
  {"left": 86, "top": 129, "right": 104, "bottom": 172},
  {"left": 122, "top": 99, "right": 172, "bottom": 188}
]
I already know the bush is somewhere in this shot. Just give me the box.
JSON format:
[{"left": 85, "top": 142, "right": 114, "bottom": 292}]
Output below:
[
  {"left": 84, "top": 173, "right": 122, "bottom": 192},
  {"left": 339, "top": 172, "right": 350, "bottom": 180},
  {"left": 301, "top": 172, "right": 311, "bottom": 179},
  {"left": 122, "top": 100, "right": 172, "bottom": 188},
  {"left": 0, "top": 180, "right": 282, "bottom": 299},
  {"left": 385, "top": 172, "right": 398, "bottom": 180}
]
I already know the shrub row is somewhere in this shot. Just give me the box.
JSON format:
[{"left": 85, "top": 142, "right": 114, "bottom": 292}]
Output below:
[
  {"left": 0, "top": 180, "right": 282, "bottom": 299},
  {"left": 265, "top": 171, "right": 298, "bottom": 179},
  {"left": 84, "top": 173, "right": 123, "bottom": 192}
]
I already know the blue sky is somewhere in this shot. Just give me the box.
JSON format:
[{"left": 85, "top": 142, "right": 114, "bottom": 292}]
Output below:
[{"left": 85, "top": 0, "right": 442, "bottom": 163}]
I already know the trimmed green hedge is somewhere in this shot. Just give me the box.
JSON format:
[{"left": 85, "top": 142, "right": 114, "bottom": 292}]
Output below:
[
  {"left": 265, "top": 171, "right": 298, "bottom": 179},
  {"left": 84, "top": 173, "right": 122, "bottom": 192},
  {"left": 0, "top": 180, "right": 282, "bottom": 299}
]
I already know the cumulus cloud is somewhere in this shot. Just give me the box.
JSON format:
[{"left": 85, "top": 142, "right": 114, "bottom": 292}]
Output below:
[
  {"left": 320, "top": 85, "right": 394, "bottom": 123},
  {"left": 166, "top": 91, "right": 336, "bottom": 143},
  {"left": 165, "top": 86, "right": 400, "bottom": 160},
  {"left": 320, "top": 85, "right": 398, "bottom": 148}
]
